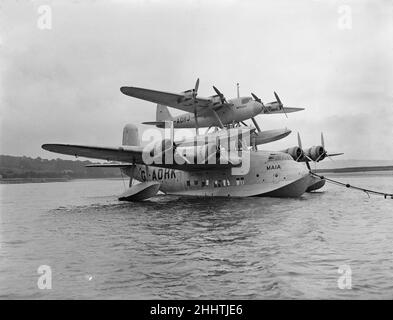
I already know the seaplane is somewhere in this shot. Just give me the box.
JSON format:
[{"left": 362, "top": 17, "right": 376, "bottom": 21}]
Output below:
[
  {"left": 41, "top": 80, "right": 341, "bottom": 201},
  {"left": 42, "top": 121, "right": 313, "bottom": 201},
  {"left": 120, "top": 79, "right": 304, "bottom": 134}
]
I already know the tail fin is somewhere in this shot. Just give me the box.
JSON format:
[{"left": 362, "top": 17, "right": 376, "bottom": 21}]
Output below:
[
  {"left": 122, "top": 124, "right": 140, "bottom": 146},
  {"left": 156, "top": 104, "right": 173, "bottom": 121}
]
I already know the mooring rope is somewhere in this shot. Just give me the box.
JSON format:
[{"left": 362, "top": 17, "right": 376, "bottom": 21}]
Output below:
[{"left": 310, "top": 172, "right": 393, "bottom": 199}]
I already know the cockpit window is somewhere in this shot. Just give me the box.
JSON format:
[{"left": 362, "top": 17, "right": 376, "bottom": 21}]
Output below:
[
  {"left": 268, "top": 153, "right": 292, "bottom": 161},
  {"left": 241, "top": 97, "right": 252, "bottom": 104}
]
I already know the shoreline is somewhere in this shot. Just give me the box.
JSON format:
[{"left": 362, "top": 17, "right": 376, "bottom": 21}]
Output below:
[{"left": 0, "top": 177, "right": 123, "bottom": 184}]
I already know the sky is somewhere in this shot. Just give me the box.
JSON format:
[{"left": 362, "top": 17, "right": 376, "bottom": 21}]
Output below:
[{"left": 0, "top": 0, "right": 392, "bottom": 160}]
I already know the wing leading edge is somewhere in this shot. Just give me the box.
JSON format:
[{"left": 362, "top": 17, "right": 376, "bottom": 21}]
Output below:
[{"left": 120, "top": 86, "right": 222, "bottom": 113}]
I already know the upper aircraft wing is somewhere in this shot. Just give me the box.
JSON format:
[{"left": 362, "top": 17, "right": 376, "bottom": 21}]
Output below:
[
  {"left": 42, "top": 143, "right": 239, "bottom": 171},
  {"left": 120, "top": 87, "right": 223, "bottom": 113}
]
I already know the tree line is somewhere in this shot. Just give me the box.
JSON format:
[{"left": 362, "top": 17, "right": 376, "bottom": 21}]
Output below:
[{"left": 0, "top": 155, "right": 122, "bottom": 179}]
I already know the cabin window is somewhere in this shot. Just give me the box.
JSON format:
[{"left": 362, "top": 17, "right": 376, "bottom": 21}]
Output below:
[
  {"left": 202, "top": 181, "right": 206, "bottom": 187},
  {"left": 205, "top": 179, "right": 209, "bottom": 186},
  {"left": 214, "top": 180, "right": 218, "bottom": 188},
  {"left": 240, "top": 177, "right": 245, "bottom": 185},
  {"left": 194, "top": 180, "right": 198, "bottom": 186},
  {"left": 222, "top": 179, "right": 230, "bottom": 187},
  {"left": 186, "top": 180, "right": 190, "bottom": 187},
  {"left": 236, "top": 178, "right": 240, "bottom": 186}
]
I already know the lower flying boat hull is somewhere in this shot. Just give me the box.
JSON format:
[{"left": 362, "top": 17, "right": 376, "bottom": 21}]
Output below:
[{"left": 122, "top": 150, "right": 312, "bottom": 199}]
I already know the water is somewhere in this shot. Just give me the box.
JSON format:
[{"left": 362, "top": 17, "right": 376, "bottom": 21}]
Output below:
[{"left": 1, "top": 175, "right": 393, "bottom": 299}]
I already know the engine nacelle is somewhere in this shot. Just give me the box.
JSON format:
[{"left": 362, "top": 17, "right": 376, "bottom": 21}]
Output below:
[
  {"left": 181, "top": 89, "right": 195, "bottom": 101},
  {"left": 304, "top": 146, "right": 325, "bottom": 162},
  {"left": 281, "top": 146, "right": 304, "bottom": 161}
]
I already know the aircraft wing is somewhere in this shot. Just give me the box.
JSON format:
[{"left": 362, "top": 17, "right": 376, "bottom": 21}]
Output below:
[
  {"left": 261, "top": 107, "right": 305, "bottom": 114},
  {"left": 42, "top": 144, "right": 145, "bottom": 163},
  {"left": 42, "top": 143, "right": 239, "bottom": 171},
  {"left": 326, "top": 152, "right": 344, "bottom": 157},
  {"left": 120, "top": 86, "right": 222, "bottom": 113}
]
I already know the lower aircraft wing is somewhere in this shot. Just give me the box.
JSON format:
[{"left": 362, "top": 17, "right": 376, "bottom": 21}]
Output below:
[
  {"left": 42, "top": 144, "right": 145, "bottom": 163},
  {"left": 42, "top": 143, "right": 240, "bottom": 171}
]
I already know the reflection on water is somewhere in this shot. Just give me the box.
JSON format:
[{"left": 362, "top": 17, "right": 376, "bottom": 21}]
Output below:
[{"left": 1, "top": 176, "right": 393, "bottom": 299}]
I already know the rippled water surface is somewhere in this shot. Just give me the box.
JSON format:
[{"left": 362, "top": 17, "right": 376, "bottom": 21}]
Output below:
[{"left": 1, "top": 175, "right": 393, "bottom": 299}]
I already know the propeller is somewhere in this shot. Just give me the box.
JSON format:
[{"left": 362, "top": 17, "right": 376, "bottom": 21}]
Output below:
[
  {"left": 193, "top": 78, "right": 200, "bottom": 135},
  {"left": 251, "top": 93, "right": 269, "bottom": 114},
  {"left": 274, "top": 91, "right": 288, "bottom": 118},
  {"left": 297, "top": 132, "right": 312, "bottom": 163},
  {"left": 315, "top": 132, "right": 344, "bottom": 162},
  {"left": 212, "top": 86, "right": 227, "bottom": 104}
]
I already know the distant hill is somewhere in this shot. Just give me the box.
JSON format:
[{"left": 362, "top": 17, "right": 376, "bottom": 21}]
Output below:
[
  {"left": 315, "top": 166, "right": 393, "bottom": 173},
  {"left": 313, "top": 160, "right": 393, "bottom": 170},
  {"left": 0, "top": 155, "right": 121, "bottom": 180}
]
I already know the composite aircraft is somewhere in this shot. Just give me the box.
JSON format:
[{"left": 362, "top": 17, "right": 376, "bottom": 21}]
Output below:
[
  {"left": 42, "top": 80, "right": 342, "bottom": 201},
  {"left": 119, "top": 79, "right": 343, "bottom": 192}
]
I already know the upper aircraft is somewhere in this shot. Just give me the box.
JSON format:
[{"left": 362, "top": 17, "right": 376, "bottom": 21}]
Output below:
[{"left": 120, "top": 79, "right": 304, "bottom": 133}]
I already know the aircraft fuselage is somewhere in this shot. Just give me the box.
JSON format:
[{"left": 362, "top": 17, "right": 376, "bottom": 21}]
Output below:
[
  {"left": 169, "top": 97, "right": 301, "bottom": 128},
  {"left": 124, "top": 150, "right": 312, "bottom": 198}
]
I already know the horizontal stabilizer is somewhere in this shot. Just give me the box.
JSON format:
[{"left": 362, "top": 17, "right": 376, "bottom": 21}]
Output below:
[{"left": 142, "top": 121, "right": 166, "bottom": 127}]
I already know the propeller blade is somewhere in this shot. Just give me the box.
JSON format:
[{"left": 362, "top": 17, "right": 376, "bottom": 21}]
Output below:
[
  {"left": 274, "top": 91, "right": 287, "bottom": 118},
  {"left": 212, "top": 86, "right": 227, "bottom": 104},
  {"left": 251, "top": 93, "right": 260, "bottom": 103},
  {"left": 295, "top": 152, "right": 303, "bottom": 162},
  {"left": 213, "top": 86, "right": 221, "bottom": 96},
  {"left": 251, "top": 93, "right": 268, "bottom": 113},
  {"left": 321, "top": 132, "right": 325, "bottom": 149},
  {"left": 274, "top": 91, "right": 282, "bottom": 106},
  {"left": 305, "top": 159, "right": 311, "bottom": 171},
  {"left": 194, "top": 78, "right": 199, "bottom": 95},
  {"left": 297, "top": 132, "right": 303, "bottom": 149},
  {"left": 315, "top": 151, "right": 327, "bottom": 163}
]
